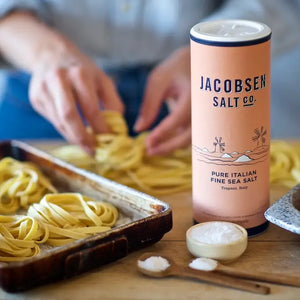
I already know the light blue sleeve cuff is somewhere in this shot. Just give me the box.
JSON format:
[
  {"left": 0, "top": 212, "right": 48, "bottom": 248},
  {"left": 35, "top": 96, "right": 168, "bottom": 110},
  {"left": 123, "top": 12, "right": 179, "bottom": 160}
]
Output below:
[
  {"left": 199, "top": 0, "right": 300, "bottom": 57},
  {"left": 0, "top": 0, "right": 50, "bottom": 23}
]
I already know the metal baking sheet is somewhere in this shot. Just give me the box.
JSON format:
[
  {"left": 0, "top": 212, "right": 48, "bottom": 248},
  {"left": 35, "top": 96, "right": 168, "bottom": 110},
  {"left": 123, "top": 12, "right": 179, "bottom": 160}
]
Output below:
[
  {"left": 265, "top": 184, "right": 300, "bottom": 234},
  {"left": 0, "top": 140, "right": 172, "bottom": 292}
]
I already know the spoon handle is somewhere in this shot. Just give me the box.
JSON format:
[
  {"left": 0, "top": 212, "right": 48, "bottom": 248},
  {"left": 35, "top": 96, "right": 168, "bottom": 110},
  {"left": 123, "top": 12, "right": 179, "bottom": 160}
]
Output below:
[
  {"left": 217, "top": 265, "right": 300, "bottom": 287},
  {"left": 173, "top": 266, "right": 270, "bottom": 295}
]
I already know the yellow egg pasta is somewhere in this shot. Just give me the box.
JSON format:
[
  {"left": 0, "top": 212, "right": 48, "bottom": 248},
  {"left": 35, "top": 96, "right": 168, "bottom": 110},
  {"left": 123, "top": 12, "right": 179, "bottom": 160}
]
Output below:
[
  {"left": 2, "top": 120, "right": 300, "bottom": 262},
  {"left": 52, "top": 112, "right": 300, "bottom": 193},
  {"left": 27, "top": 193, "right": 118, "bottom": 246},
  {"left": 270, "top": 141, "right": 300, "bottom": 188},
  {"left": 0, "top": 215, "right": 48, "bottom": 262},
  {"left": 52, "top": 111, "right": 192, "bottom": 195},
  {"left": 0, "top": 193, "right": 119, "bottom": 261},
  {"left": 0, "top": 157, "right": 57, "bottom": 214}
]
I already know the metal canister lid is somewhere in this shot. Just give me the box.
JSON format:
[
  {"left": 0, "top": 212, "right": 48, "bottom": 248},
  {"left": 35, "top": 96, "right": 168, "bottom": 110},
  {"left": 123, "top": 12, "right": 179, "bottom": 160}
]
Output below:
[{"left": 190, "top": 19, "right": 271, "bottom": 46}]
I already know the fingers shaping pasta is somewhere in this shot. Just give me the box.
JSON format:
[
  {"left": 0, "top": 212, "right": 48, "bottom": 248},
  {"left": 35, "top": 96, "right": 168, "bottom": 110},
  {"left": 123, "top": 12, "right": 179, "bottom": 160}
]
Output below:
[
  {"left": 53, "top": 113, "right": 300, "bottom": 193},
  {"left": 52, "top": 111, "right": 192, "bottom": 195}
]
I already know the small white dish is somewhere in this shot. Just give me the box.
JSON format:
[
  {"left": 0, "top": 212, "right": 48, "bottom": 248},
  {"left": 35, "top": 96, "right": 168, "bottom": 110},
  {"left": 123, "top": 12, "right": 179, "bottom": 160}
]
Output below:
[{"left": 186, "top": 221, "right": 248, "bottom": 262}]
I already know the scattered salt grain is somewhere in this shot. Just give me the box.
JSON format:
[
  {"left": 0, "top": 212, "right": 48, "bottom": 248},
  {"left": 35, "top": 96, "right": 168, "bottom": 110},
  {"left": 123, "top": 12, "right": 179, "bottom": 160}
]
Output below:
[
  {"left": 189, "top": 222, "right": 243, "bottom": 244},
  {"left": 189, "top": 257, "right": 218, "bottom": 271},
  {"left": 138, "top": 256, "right": 170, "bottom": 272}
]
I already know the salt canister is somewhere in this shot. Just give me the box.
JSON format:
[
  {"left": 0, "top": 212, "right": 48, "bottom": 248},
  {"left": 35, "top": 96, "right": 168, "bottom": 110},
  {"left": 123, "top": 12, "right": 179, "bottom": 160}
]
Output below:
[{"left": 190, "top": 20, "right": 271, "bottom": 235}]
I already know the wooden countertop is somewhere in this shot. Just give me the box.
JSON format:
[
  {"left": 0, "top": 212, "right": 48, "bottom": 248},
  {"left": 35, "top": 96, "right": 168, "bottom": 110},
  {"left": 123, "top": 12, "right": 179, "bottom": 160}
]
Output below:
[{"left": 1, "top": 142, "right": 300, "bottom": 300}]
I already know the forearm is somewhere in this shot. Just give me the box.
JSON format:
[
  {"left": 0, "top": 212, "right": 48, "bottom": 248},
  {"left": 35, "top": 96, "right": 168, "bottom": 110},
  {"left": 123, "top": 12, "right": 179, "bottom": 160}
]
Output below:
[{"left": 0, "top": 11, "right": 71, "bottom": 72}]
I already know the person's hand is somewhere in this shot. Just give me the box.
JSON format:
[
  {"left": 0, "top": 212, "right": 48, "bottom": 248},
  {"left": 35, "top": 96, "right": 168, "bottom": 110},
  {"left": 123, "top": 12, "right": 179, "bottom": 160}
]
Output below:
[
  {"left": 29, "top": 40, "right": 123, "bottom": 154},
  {"left": 134, "top": 46, "right": 191, "bottom": 155}
]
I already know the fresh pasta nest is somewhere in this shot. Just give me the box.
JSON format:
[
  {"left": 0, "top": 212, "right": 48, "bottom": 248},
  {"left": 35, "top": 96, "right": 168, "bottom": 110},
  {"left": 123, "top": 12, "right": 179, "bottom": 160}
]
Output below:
[
  {"left": 0, "top": 193, "right": 118, "bottom": 261},
  {"left": 52, "top": 111, "right": 192, "bottom": 195},
  {"left": 0, "top": 215, "right": 48, "bottom": 262},
  {"left": 270, "top": 141, "right": 300, "bottom": 188},
  {"left": 0, "top": 157, "right": 119, "bottom": 261},
  {"left": 52, "top": 114, "right": 300, "bottom": 192},
  {"left": 0, "top": 157, "right": 57, "bottom": 214},
  {"left": 27, "top": 193, "right": 118, "bottom": 246}
]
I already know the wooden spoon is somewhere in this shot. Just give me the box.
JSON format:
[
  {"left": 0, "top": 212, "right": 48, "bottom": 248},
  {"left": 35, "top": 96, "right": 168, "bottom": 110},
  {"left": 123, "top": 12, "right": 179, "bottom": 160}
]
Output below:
[
  {"left": 212, "top": 259, "right": 300, "bottom": 287},
  {"left": 137, "top": 253, "right": 270, "bottom": 295},
  {"left": 188, "top": 257, "right": 300, "bottom": 287}
]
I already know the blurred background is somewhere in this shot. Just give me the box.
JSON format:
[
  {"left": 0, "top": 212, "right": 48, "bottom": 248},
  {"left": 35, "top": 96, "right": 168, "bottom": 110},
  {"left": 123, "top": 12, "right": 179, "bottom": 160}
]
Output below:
[{"left": 0, "top": 0, "right": 299, "bottom": 141}]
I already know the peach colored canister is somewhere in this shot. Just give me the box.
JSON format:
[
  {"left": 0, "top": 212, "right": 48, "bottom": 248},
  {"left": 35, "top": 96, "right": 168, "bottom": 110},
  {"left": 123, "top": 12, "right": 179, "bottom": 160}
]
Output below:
[{"left": 190, "top": 20, "right": 271, "bottom": 236}]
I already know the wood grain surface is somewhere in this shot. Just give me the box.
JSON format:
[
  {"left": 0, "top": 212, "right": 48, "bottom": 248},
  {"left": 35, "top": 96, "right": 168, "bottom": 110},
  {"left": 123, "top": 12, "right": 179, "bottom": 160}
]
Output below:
[{"left": 1, "top": 141, "right": 299, "bottom": 300}]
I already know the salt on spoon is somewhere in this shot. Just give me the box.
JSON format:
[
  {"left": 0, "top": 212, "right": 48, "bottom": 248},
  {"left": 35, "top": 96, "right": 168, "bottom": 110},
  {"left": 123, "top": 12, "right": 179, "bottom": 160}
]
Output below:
[
  {"left": 189, "top": 257, "right": 218, "bottom": 271},
  {"left": 137, "top": 253, "right": 269, "bottom": 295},
  {"left": 138, "top": 256, "right": 170, "bottom": 272},
  {"left": 189, "top": 257, "right": 300, "bottom": 287}
]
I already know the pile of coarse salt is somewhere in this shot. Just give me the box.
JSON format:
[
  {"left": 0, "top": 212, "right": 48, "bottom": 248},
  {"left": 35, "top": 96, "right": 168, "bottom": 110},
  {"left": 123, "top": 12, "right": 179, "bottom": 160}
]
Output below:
[
  {"left": 138, "top": 256, "right": 170, "bottom": 272},
  {"left": 189, "top": 257, "right": 218, "bottom": 271},
  {"left": 189, "top": 222, "right": 244, "bottom": 244}
]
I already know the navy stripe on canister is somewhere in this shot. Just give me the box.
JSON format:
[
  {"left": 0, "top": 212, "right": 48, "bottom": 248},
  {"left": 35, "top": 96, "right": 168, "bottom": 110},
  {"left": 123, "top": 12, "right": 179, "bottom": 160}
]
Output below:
[{"left": 190, "top": 32, "right": 271, "bottom": 47}]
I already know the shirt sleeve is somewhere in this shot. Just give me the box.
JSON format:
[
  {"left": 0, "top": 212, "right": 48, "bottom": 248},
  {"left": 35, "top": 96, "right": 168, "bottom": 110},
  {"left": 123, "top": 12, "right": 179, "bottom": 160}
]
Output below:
[
  {"left": 201, "top": 0, "right": 300, "bottom": 57},
  {"left": 0, "top": 0, "right": 50, "bottom": 23}
]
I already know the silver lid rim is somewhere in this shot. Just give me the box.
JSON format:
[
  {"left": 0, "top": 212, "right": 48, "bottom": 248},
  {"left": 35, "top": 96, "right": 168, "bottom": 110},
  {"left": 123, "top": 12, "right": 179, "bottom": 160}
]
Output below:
[{"left": 190, "top": 19, "right": 271, "bottom": 43}]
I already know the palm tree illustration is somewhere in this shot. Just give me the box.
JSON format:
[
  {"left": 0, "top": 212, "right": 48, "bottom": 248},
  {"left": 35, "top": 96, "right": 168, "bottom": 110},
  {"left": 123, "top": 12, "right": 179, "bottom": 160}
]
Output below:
[
  {"left": 213, "top": 137, "right": 225, "bottom": 153},
  {"left": 252, "top": 126, "right": 267, "bottom": 146}
]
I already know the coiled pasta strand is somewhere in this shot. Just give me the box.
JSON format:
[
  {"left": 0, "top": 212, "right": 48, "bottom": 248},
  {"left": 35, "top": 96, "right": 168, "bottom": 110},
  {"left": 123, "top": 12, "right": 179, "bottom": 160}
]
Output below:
[
  {"left": 52, "top": 111, "right": 192, "bottom": 195},
  {"left": 0, "top": 193, "right": 118, "bottom": 261},
  {"left": 0, "top": 157, "right": 57, "bottom": 213},
  {"left": 27, "top": 193, "right": 118, "bottom": 246},
  {"left": 0, "top": 215, "right": 48, "bottom": 262},
  {"left": 52, "top": 112, "right": 300, "bottom": 192},
  {"left": 53, "top": 111, "right": 300, "bottom": 195},
  {"left": 270, "top": 141, "right": 300, "bottom": 188}
]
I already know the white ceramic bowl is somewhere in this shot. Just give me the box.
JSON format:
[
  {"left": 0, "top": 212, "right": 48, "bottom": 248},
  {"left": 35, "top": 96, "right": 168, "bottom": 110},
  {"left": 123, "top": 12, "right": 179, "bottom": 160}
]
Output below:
[{"left": 186, "top": 221, "right": 248, "bottom": 262}]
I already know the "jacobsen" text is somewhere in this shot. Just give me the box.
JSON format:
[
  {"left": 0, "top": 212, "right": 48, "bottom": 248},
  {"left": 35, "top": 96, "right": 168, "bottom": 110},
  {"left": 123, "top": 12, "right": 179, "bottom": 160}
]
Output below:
[{"left": 200, "top": 74, "right": 266, "bottom": 93}]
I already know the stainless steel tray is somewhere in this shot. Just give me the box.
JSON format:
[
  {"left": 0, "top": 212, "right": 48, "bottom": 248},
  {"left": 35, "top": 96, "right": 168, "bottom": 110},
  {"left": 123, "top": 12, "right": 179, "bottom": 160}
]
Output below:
[
  {"left": 0, "top": 140, "right": 172, "bottom": 292},
  {"left": 265, "top": 184, "right": 300, "bottom": 234}
]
